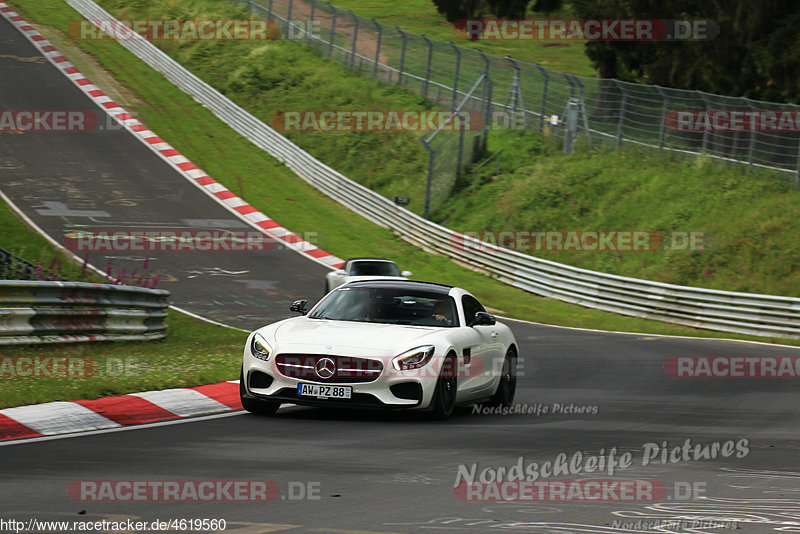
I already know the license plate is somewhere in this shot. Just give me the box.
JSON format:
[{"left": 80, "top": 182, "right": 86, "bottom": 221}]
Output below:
[{"left": 297, "top": 383, "right": 352, "bottom": 399}]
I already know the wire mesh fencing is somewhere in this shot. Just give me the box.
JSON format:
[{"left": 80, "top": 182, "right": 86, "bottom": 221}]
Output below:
[{"left": 238, "top": 0, "right": 800, "bottom": 210}]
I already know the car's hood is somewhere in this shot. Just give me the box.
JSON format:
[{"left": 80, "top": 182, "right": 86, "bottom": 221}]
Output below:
[{"left": 269, "top": 317, "right": 443, "bottom": 356}]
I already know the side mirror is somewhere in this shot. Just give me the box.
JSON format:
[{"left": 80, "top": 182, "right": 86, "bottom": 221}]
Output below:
[
  {"left": 290, "top": 299, "right": 308, "bottom": 315},
  {"left": 470, "top": 311, "right": 495, "bottom": 327},
  {"left": 401, "top": 270, "right": 413, "bottom": 277},
  {"left": 333, "top": 269, "right": 346, "bottom": 276}
]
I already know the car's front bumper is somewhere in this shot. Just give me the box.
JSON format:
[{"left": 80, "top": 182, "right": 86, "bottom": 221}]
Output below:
[{"left": 243, "top": 354, "right": 438, "bottom": 410}]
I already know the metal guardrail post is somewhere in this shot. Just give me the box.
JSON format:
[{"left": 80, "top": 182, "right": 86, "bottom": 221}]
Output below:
[
  {"left": 613, "top": 80, "right": 627, "bottom": 148},
  {"left": 372, "top": 19, "right": 381, "bottom": 78},
  {"left": 349, "top": 12, "right": 359, "bottom": 71},
  {"left": 449, "top": 42, "right": 461, "bottom": 110},
  {"left": 421, "top": 35, "right": 433, "bottom": 98},
  {"left": 327, "top": 2, "right": 337, "bottom": 57},
  {"left": 396, "top": 27, "right": 407, "bottom": 86}
]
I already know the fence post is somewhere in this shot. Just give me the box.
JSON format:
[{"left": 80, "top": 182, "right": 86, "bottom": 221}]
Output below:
[
  {"left": 536, "top": 64, "right": 548, "bottom": 133},
  {"left": 745, "top": 98, "right": 758, "bottom": 166},
  {"left": 421, "top": 35, "right": 433, "bottom": 99},
  {"left": 655, "top": 86, "right": 668, "bottom": 150},
  {"left": 349, "top": 12, "right": 359, "bottom": 71},
  {"left": 267, "top": 0, "right": 274, "bottom": 21},
  {"left": 397, "top": 27, "right": 407, "bottom": 86},
  {"left": 287, "top": 0, "right": 294, "bottom": 29},
  {"left": 421, "top": 139, "right": 435, "bottom": 219},
  {"left": 613, "top": 80, "right": 627, "bottom": 148},
  {"left": 327, "top": 2, "right": 337, "bottom": 57},
  {"left": 506, "top": 57, "right": 526, "bottom": 129},
  {"left": 571, "top": 75, "right": 591, "bottom": 149},
  {"left": 481, "top": 74, "right": 493, "bottom": 154},
  {"left": 449, "top": 42, "right": 461, "bottom": 110},
  {"left": 795, "top": 136, "right": 800, "bottom": 190},
  {"left": 308, "top": 1, "right": 315, "bottom": 42},
  {"left": 372, "top": 19, "right": 382, "bottom": 78},
  {"left": 700, "top": 92, "right": 712, "bottom": 153}
]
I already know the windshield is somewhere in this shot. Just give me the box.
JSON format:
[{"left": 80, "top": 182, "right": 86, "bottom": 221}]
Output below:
[
  {"left": 308, "top": 286, "right": 458, "bottom": 327},
  {"left": 347, "top": 261, "right": 401, "bottom": 277}
]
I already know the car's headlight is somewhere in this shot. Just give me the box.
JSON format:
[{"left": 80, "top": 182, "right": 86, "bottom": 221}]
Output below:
[
  {"left": 250, "top": 333, "right": 272, "bottom": 361},
  {"left": 392, "top": 345, "right": 435, "bottom": 371}
]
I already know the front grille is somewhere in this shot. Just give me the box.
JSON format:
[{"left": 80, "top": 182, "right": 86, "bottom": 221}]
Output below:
[{"left": 275, "top": 354, "right": 383, "bottom": 383}]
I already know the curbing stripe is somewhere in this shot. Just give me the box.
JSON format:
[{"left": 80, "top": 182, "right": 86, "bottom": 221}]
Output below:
[
  {"left": 0, "top": 2, "right": 344, "bottom": 270},
  {"left": 0, "top": 401, "right": 121, "bottom": 435},
  {"left": 0, "top": 382, "right": 240, "bottom": 442},
  {"left": 73, "top": 396, "right": 179, "bottom": 426},
  {"left": 129, "top": 389, "right": 231, "bottom": 418},
  {"left": 0, "top": 414, "right": 42, "bottom": 441}
]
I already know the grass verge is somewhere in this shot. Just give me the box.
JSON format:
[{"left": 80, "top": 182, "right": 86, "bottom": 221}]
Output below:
[{"left": 323, "top": 0, "right": 597, "bottom": 75}]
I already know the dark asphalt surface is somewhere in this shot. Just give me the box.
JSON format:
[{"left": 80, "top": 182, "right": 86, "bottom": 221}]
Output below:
[{"left": 2, "top": 13, "right": 800, "bottom": 533}]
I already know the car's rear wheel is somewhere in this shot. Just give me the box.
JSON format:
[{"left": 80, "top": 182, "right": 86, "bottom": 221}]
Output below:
[
  {"left": 429, "top": 353, "right": 457, "bottom": 420},
  {"left": 239, "top": 369, "right": 280, "bottom": 416},
  {"left": 487, "top": 348, "right": 517, "bottom": 408},
  {"left": 323, "top": 280, "right": 330, "bottom": 295}
]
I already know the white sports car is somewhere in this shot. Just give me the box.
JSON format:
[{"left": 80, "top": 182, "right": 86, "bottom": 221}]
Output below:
[
  {"left": 240, "top": 280, "right": 518, "bottom": 419},
  {"left": 324, "top": 257, "right": 412, "bottom": 293}
]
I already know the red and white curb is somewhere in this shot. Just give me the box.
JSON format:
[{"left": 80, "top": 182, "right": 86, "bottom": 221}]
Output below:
[
  {"left": 0, "top": 2, "right": 344, "bottom": 270},
  {"left": 0, "top": 381, "right": 241, "bottom": 441}
]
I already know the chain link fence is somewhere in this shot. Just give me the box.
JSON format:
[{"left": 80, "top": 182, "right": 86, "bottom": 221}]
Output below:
[{"left": 239, "top": 0, "right": 800, "bottom": 210}]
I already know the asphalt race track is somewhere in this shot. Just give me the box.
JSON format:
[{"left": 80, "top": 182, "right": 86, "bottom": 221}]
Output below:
[{"left": 3, "top": 13, "right": 800, "bottom": 533}]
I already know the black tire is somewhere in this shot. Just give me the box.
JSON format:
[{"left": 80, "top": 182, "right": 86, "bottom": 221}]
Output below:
[
  {"left": 486, "top": 348, "right": 517, "bottom": 408},
  {"left": 323, "top": 280, "right": 330, "bottom": 296},
  {"left": 429, "top": 353, "right": 458, "bottom": 420},
  {"left": 240, "top": 369, "right": 280, "bottom": 416}
]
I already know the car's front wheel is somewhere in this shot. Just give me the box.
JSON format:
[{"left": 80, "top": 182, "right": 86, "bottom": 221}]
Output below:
[
  {"left": 487, "top": 348, "right": 517, "bottom": 408},
  {"left": 239, "top": 369, "right": 280, "bottom": 416},
  {"left": 429, "top": 353, "right": 458, "bottom": 420}
]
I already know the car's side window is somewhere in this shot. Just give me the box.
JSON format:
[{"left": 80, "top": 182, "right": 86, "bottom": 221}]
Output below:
[{"left": 461, "top": 295, "right": 485, "bottom": 326}]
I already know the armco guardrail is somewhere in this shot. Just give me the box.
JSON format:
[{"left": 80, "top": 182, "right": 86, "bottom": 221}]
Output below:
[
  {"left": 63, "top": 0, "right": 800, "bottom": 339},
  {"left": 0, "top": 281, "right": 169, "bottom": 344}
]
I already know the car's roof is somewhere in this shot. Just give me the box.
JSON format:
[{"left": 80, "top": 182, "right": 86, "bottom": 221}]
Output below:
[
  {"left": 341, "top": 279, "right": 453, "bottom": 295},
  {"left": 345, "top": 257, "right": 395, "bottom": 263}
]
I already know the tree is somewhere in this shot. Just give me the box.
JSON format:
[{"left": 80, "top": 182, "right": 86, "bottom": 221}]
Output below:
[
  {"left": 571, "top": 0, "right": 800, "bottom": 102},
  {"left": 431, "top": 0, "right": 485, "bottom": 22},
  {"left": 486, "top": 0, "right": 532, "bottom": 19}
]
